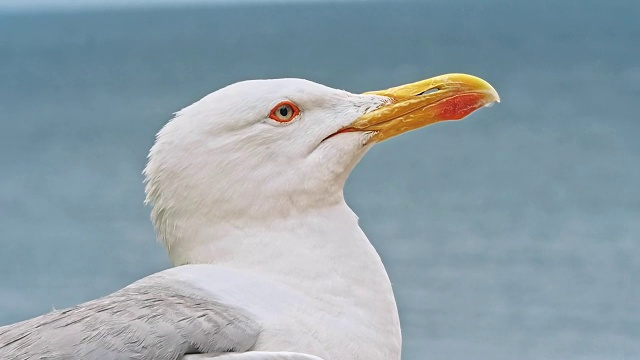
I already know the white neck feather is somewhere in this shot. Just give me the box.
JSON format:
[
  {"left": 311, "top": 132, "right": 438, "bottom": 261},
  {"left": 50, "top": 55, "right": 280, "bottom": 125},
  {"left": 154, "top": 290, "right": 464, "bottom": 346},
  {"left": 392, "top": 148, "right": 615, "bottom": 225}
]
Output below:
[{"left": 163, "top": 199, "right": 379, "bottom": 283}]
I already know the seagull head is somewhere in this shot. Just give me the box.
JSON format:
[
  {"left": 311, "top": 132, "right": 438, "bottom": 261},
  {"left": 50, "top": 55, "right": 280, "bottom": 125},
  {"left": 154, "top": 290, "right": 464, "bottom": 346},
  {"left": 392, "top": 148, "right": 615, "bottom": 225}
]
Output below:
[{"left": 144, "top": 74, "right": 499, "bottom": 258}]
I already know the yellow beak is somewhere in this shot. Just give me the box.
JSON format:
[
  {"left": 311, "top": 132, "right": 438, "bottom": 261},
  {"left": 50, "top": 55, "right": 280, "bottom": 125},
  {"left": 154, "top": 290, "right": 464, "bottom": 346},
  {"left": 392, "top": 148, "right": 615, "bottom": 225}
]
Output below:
[{"left": 349, "top": 73, "right": 500, "bottom": 142}]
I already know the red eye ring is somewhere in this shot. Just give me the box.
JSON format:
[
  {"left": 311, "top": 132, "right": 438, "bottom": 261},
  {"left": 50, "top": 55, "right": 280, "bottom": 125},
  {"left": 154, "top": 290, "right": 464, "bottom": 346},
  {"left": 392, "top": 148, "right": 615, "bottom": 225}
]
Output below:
[{"left": 269, "top": 101, "right": 300, "bottom": 123}]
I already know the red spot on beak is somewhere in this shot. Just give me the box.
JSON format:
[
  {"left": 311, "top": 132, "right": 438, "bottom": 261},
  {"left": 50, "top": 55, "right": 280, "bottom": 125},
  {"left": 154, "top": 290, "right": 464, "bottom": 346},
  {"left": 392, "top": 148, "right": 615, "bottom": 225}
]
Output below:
[{"left": 436, "top": 93, "right": 487, "bottom": 120}]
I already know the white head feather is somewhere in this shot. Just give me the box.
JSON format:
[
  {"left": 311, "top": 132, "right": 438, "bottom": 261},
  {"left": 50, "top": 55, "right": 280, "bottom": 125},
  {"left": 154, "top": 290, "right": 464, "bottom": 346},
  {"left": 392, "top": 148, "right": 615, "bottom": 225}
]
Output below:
[{"left": 144, "top": 78, "right": 389, "bottom": 265}]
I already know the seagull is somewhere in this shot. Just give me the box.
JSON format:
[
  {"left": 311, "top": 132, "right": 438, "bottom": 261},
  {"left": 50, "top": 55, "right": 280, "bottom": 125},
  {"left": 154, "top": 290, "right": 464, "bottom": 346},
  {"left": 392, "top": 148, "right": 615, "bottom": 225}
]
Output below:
[{"left": 0, "top": 74, "right": 499, "bottom": 360}]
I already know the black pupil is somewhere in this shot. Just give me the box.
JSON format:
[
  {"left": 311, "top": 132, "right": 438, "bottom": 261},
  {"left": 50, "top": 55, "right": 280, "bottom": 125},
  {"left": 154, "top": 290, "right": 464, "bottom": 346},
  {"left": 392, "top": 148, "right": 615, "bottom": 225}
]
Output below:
[{"left": 279, "top": 106, "right": 289, "bottom": 117}]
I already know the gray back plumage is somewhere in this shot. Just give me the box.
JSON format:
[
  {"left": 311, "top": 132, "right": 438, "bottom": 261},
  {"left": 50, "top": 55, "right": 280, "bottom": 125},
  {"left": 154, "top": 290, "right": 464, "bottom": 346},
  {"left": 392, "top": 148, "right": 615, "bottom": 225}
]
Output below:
[{"left": 0, "top": 273, "right": 261, "bottom": 360}]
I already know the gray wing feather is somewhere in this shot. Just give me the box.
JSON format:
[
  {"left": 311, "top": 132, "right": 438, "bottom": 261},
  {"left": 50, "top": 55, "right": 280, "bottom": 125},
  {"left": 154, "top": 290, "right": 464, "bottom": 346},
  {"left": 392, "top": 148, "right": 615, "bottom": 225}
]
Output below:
[{"left": 0, "top": 273, "right": 261, "bottom": 360}]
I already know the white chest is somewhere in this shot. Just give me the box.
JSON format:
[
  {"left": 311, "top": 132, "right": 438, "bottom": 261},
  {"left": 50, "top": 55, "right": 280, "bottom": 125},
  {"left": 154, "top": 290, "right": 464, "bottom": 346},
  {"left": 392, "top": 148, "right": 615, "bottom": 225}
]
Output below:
[
  {"left": 253, "top": 290, "right": 402, "bottom": 360},
  {"left": 164, "top": 205, "right": 402, "bottom": 360},
  {"left": 173, "top": 256, "right": 401, "bottom": 360},
  {"left": 227, "top": 272, "right": 401, "bottom": 360}
]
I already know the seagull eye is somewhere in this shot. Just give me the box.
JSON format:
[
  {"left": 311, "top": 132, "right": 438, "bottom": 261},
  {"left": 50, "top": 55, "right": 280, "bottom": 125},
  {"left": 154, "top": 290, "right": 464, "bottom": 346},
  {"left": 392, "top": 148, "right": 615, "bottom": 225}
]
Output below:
[{"left": 269, "top": 101, "right": 300, "bottom": 123}]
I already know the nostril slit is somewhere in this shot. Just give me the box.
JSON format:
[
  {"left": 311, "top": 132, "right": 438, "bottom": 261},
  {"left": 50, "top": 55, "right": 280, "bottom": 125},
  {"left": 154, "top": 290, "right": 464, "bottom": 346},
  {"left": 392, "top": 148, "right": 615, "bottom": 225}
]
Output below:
[{"left": 416, "top": 88, "right": 439, "bottom": 96}]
